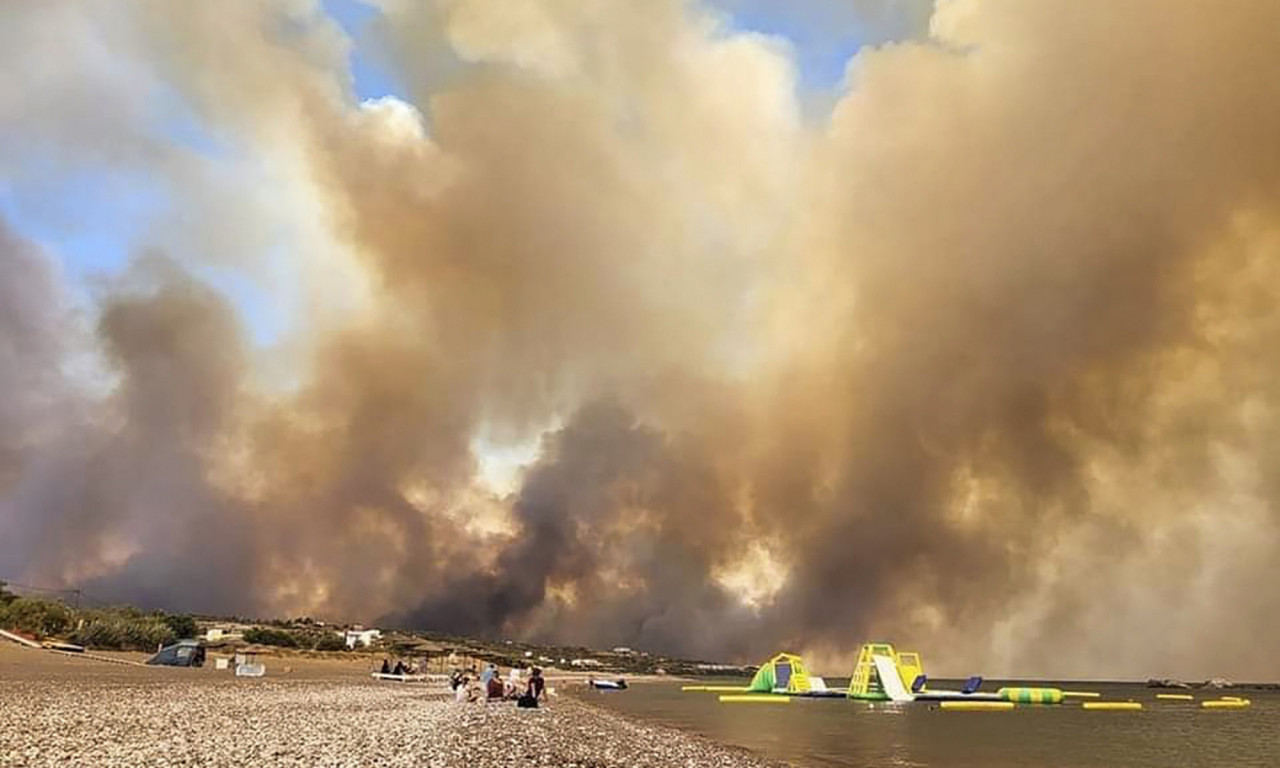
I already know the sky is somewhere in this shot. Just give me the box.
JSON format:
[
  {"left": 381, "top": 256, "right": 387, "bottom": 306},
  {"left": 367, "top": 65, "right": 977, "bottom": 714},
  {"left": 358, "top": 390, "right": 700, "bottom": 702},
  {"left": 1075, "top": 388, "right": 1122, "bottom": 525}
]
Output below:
[
  {"left": 4, "top": 0, "right": 919, "bottom": 343},
  {"left": 5, "top": 0, "right": 1280, "bottom": 681}
]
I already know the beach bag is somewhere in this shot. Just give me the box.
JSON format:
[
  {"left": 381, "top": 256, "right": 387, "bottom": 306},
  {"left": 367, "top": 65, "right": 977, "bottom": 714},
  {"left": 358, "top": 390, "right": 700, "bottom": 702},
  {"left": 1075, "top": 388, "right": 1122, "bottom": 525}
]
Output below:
[{"left": 517, "top": 693, "right": 539, "bottom": 709}]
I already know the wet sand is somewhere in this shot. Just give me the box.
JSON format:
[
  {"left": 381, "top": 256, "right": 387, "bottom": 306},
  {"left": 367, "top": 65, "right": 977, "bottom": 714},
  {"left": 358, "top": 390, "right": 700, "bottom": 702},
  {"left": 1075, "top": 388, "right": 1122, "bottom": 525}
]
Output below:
[{"left": 0, "top": 644, "right": 778, "bottom": 767}]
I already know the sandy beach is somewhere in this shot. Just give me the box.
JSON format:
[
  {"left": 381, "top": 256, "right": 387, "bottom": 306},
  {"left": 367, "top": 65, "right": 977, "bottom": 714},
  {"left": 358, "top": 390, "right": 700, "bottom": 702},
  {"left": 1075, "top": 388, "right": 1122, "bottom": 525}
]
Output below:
[{"left": 0, "top": 645, "right": 778, "bottom": 767}]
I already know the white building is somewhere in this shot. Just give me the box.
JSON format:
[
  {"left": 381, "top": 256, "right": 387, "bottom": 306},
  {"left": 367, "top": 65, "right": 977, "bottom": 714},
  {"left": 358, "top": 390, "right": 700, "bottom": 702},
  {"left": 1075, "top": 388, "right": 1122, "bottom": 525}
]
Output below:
[
  {"left": 344, "top": 629, "right": 382, "bottom": 648},
  {"left": 570, "top": 658, "right": 602, "bottom": 667}
]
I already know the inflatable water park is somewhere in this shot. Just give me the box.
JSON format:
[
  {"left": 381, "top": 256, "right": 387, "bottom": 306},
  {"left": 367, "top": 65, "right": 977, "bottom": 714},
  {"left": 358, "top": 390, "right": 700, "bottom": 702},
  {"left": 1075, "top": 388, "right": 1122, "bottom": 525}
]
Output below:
[{"left": 681, "top": 643, "right": 1252, "bottom": 711}]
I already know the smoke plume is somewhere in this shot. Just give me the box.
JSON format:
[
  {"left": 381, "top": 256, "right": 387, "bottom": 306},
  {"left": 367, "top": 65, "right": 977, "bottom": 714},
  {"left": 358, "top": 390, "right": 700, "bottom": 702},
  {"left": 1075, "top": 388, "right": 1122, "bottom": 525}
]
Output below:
[{"left": 3, "top": 0, "right": 1280, "bottom": 679}]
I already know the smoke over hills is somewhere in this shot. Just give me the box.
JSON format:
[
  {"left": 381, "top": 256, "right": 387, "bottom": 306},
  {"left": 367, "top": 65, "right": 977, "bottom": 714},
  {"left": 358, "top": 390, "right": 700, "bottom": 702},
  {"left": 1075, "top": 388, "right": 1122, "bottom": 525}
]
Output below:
[{"left": 3, "top": 0, "right": 1280, "bottom": 678}]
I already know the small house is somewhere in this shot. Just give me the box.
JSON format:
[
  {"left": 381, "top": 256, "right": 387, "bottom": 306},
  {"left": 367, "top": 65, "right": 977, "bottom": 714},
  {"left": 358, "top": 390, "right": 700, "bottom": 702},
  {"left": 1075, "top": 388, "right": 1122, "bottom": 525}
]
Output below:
[{"left": 345, "top": 628, "right": 382, "bottom": 648}]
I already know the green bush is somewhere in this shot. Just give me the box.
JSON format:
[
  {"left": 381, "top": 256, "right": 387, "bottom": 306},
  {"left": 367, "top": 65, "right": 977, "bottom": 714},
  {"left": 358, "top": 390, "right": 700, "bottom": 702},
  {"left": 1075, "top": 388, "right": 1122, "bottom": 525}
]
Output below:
[
  {"left": 0, "top": 597, "right": 73, "bottom": 639},
  {"left": 70, "top": 614, "right": 177, "bottom": 651},
  {"left": 161, "top": 613, "right": 198, "bottom": 640},
  {"left": 313, "top": 633, "right": 348, "bottom": 652},
  {"left": 243, "top": 627, "right": 299, "bottom": 648}
]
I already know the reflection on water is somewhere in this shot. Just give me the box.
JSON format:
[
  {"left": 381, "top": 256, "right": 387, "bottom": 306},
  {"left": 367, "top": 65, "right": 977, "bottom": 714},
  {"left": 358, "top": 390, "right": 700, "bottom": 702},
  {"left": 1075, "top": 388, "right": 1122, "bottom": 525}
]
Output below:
[{"left": 582, "top": 680, "right": 1280, "bottom": 768}]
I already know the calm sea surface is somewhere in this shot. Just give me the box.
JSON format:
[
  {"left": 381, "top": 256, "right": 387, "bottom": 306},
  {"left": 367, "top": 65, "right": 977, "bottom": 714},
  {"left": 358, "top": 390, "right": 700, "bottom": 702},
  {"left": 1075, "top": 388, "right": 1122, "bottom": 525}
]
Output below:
[{"left": 584, "top": 680, "right": 1280, "bottom": 767}]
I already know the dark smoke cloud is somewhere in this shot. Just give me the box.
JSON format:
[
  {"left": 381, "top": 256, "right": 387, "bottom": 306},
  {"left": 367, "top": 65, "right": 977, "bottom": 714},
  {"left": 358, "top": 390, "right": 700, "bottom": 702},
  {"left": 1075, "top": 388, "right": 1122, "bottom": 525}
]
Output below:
[
  {"left": 3, "top": 0, "right": 1280, "bottom": 680},
  {"left": 399, "top": 400, "right": 761, "bottom": 661}
]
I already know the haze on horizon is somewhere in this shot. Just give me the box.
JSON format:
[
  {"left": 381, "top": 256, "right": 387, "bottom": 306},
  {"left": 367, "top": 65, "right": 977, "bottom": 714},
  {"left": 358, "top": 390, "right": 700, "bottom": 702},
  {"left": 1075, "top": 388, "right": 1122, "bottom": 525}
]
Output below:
[{"left": 3, "top": 0, "right": 1280, "bottom": 681}]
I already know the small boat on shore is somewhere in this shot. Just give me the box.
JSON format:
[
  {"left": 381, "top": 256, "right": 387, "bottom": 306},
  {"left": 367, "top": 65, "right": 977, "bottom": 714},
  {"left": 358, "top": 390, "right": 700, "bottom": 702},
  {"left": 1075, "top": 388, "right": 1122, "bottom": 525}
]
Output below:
[{"left": 589, "top": 678, "right": 628, "bottom": 690}]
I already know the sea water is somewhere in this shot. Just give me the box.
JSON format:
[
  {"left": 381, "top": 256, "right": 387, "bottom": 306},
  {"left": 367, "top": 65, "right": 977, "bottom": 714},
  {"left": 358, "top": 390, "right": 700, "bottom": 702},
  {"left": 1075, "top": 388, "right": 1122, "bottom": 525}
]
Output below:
[{"left": 584, "top": 680, "right": 1280, "bottom": 767}]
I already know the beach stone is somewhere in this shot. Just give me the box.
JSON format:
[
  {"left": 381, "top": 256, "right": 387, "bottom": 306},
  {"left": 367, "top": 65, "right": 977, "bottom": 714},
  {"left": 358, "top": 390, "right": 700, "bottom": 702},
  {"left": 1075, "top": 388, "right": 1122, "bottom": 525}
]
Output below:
[{"left": 0, "top": 647, "right": 780, "bottom": 768}]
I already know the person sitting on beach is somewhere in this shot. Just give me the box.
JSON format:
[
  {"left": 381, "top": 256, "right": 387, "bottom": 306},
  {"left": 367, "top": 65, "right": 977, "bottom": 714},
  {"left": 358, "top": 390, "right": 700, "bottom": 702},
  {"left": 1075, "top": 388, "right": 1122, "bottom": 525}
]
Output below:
[
  {"left": 392, "top": 660, "right": 407, "bottom": 676},
  {"left": 487, "top": 672, "right": 504, "bottom": 701},
  {"left": 380, "top": 659, "right": 391, "bottom": 675},
  {"left": 480, "top": 663, "right": 496, "bottom": 688},
  {"left": 517, "top": 668, "right": 546, "bottom": 709}
]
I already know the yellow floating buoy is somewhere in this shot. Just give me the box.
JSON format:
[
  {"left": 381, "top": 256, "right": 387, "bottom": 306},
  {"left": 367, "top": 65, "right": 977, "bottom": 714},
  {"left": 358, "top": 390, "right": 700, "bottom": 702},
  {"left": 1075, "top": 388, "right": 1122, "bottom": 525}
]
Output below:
[
  {"left": 692, "top": 685, "right": 750, "bottom": 692},
  {"left": 1202, "top": 699, "right": 1250, "bottom": 709},
  {"left": 1156, "top": 694, "right": 1194, "bottom": 701},
  {"left": 1082, "top": 702, "right": 1143, "bottom": 711},
  {"left": 718, "top": 695, "right": 791, "bottom": 704},
  {"left": 998, "top": 687, "right": 1064, "bottom": 704},
  {"left": 1063, "top": 691, "right": 1101, "bottom": 698},
  {"left": 940, "top": 701, "right": 1015, "bottom": 711},
  {"left": 1221, "top": 696, "right": 1245, "bottom": 702}
]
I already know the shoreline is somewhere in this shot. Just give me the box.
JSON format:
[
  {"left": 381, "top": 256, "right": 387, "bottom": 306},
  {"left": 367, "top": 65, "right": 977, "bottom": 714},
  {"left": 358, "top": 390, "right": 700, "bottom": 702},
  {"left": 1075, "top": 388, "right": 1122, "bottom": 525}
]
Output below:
[{"left": 0, "top": 644, "right": 782, "bottom": 767}]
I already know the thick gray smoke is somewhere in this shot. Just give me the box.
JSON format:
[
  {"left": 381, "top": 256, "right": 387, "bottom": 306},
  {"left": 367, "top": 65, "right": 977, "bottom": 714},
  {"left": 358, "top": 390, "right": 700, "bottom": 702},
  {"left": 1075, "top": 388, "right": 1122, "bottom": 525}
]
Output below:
[{"left": 3, "top": 0, "right": 1280, "bottom": 679}]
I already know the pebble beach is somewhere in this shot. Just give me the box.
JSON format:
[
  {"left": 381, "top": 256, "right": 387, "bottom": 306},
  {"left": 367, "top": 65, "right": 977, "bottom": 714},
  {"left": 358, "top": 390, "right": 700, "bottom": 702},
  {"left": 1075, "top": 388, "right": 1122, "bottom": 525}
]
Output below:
[{"left": 0, "top": 645, "right": 779, "bottom": 768}]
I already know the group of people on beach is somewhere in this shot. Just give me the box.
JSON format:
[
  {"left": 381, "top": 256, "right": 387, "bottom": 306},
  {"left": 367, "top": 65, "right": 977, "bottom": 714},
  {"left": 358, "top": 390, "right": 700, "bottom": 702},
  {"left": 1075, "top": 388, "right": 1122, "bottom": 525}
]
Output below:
[
  {"left": 450, "top": 663, "right": 547, "bottom": 708},
  {"left": 378, "top": 658, "right": 413, "bottom": 676}
]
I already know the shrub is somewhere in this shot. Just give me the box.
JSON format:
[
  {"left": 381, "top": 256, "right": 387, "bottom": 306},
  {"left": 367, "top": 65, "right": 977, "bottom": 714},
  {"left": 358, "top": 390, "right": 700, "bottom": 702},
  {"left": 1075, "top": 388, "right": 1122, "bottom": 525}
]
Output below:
[
  {"left": 70, "top": 621, "right": 126, "bottom": 649},
  {"left": 0, "top": 597, "right": 73, "bottom": 639},
  {"left": 243, "top": 627, "right": 299, "bottom": 648},
  {"left": 313, "top": 633, "right": 348, "bottom": 652},
  {"left": 161, "top": 613, "right": 198, "bottom": 640},
  {"left": 70, "top": 614, "right": 177, "bottom": 651}
]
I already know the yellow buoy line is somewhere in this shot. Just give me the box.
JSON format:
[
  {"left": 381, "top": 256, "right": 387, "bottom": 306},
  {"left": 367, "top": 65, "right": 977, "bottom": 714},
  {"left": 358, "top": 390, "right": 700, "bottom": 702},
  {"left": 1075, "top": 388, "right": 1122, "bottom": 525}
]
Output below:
[
  {"left": 1062, "top": 691, "right": 1101, "bottom": 698},
  {"left": 1155, "top": 693, "right": 1195, "bottom": 701},
  {"left": 1202, "top": 698, "right": 1251, "bottom": 709},
  {"left": 683, "top": 685, "right": 750, "bottom": 692},
  {"left": 1082, "top": 702, "right": 1143, "bottom": 711},
  {"left": 719, "top": 695, "right": 791, "bottom": 704}
]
